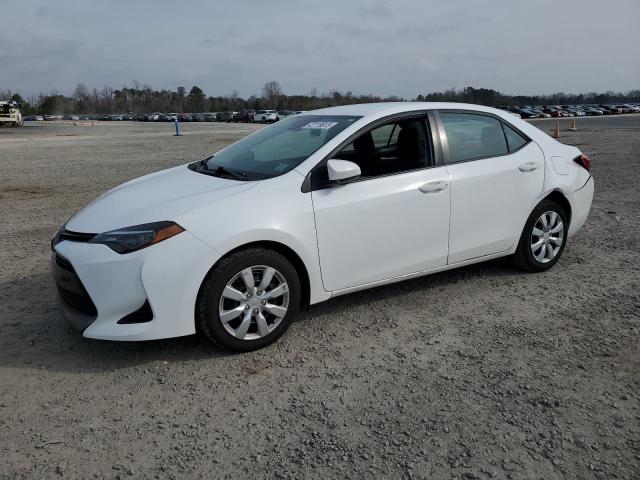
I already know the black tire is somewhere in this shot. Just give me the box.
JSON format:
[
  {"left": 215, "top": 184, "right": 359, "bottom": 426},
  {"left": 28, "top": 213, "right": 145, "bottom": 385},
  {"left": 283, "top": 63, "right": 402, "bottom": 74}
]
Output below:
[
  {"left": 197, "top": 248, "right": 301, "bottom": 352},
  {"left": 512, "top": 199, "right": 569, "bottom": 272}
]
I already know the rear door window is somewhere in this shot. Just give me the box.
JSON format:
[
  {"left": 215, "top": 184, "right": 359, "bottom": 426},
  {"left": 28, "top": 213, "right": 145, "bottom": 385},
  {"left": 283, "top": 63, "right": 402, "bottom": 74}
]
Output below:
[{"left": 439, "top": 112, "right": 509, "bottom": 163}]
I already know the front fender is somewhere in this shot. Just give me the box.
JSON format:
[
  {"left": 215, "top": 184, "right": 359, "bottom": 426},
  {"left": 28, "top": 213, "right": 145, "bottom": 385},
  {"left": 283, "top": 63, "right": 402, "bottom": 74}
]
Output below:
[{"left": 177, "top": 172, "right": 330, "bottom": 305}]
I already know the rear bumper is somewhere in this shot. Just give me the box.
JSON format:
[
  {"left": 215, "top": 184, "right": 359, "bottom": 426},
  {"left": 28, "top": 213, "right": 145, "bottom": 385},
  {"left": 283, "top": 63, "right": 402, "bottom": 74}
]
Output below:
[{"left": 568, "top": 175, "right": 594, "bottom": 237}]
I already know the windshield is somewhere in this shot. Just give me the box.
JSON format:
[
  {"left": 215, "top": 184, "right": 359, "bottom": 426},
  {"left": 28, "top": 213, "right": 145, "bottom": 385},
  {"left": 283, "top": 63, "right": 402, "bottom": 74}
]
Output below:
[{"left": 202, "top": 115, "right": 361, "bottom": 180}]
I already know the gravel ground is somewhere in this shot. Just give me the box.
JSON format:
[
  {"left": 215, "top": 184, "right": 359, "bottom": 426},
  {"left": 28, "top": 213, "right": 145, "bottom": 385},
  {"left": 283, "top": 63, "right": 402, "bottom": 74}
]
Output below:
[{"left": 0, "top": 116, "right": 638, "bottom": 479}]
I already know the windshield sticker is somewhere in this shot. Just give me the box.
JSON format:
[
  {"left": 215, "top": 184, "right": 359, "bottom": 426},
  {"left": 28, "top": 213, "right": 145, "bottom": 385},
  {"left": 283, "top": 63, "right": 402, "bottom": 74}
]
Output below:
[
  {"left": 302, "top": 121, "right": 338, "bottom": 130},
  {"left": 274, "top": 163, "right": 288, "bottom": 172}
]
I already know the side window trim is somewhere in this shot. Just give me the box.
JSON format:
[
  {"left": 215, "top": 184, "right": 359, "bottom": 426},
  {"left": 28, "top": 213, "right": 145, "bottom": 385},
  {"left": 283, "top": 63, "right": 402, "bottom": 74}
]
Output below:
[
  {"left": 302, "top": 111, "right": 441, "bottom": 193},
  {"left": 386, "top": 124, "right": 397, "bottom": 147},
  {"left": 434, "top": 109, "right": 531, "bottom": 165}
]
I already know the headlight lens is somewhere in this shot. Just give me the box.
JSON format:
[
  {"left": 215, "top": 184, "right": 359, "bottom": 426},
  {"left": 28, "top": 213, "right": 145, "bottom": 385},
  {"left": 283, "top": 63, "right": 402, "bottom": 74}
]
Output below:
[{"left": 89, "top": 221, "right": 184, "bottom": 254}]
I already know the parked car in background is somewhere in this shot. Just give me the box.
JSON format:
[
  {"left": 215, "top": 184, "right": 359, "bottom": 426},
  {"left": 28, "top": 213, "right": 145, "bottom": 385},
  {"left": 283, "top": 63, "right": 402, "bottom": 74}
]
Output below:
[
  {"left": 51, "top": 102, "right": 593, "bottom": 351},
  {"left": 237, "top": 109, "right": 256, "bottom": 123},
  {"left": 595, "top": 105, "right": 613, "bottom": 115},
  {"left": 566, "top": 107, "right": 586, "bottom": 116},
  {"left": 254, "top": 109, "right": 278, "bottom": 123},
  {"left": 529, "top": 107, "right": 551, "bottom": 118},
  {"left": 164, "top": 113, "right": 179, "bottom": 121},
  {"left": 582, "top": 106, "right": 604, "bottom": 116},
  {"left": 614, "top": 104, "right": 634, "bottom": 113},
  {"left": 225, "top": 111, "right": 240, "bottom": 122},
  {"left": 515, "top": 107, "right": 540, "bottom": 119},
  {"left": 600, "top": 105, "right": 621, "bottom": 114},
  {"left": 277, "top": 110, "right": 297, "bottom": 120},
  {"left": 0, "top": 101, "right": 23, "bottom": 126}
]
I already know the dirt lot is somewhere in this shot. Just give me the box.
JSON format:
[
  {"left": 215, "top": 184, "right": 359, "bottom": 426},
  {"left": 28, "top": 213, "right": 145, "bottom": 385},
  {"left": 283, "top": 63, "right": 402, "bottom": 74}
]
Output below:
[{"left": 1, "top": 116, "right": 638, "bottom": 479}]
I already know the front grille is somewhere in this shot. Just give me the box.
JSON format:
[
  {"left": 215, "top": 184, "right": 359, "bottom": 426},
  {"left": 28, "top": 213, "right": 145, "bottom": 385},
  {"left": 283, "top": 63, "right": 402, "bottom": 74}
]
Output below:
[
  {"left": 59, "top": 229, "right": 96, "bottom": 243},
  {"left": 53, "top": 253, "right": 98, "bottom": 317},
  {"left": 57, "top": 286, "right": 98, "bottom": 316}
]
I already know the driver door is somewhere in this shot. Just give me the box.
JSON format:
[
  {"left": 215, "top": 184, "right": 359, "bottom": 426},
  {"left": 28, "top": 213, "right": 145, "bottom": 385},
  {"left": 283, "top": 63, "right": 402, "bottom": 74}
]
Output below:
[{"left": 311, "top": 115, "right": 451, "bottom": 291}]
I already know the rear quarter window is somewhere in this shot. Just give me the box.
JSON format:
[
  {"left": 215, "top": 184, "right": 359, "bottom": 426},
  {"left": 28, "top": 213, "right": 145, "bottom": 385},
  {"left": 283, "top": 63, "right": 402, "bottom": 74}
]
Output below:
[{"left": 502, "top": 123, "right": 529, "bottom": 152}]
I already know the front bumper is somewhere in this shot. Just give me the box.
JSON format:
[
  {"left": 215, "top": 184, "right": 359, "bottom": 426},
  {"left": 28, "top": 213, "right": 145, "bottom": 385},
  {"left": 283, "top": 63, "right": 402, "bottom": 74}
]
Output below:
[
  {"left": 51, "top": 230, "right": 221, "bottom": 341},
  {"left": 51, "top": 253, "right": 98, "bottom": 331}
]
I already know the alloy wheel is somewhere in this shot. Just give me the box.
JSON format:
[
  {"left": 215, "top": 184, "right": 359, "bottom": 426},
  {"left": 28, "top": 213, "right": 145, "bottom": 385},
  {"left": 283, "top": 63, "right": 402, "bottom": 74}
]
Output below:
[
  {"left": 218, "top": 265, "right": 289, "bottom": 340},
  {"left": 530, "top": 211, "right": 564, "bottom": 263}
]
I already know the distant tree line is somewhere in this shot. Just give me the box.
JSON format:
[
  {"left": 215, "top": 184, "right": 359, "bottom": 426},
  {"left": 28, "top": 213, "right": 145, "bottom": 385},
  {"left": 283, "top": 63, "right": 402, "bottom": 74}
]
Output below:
[{"left": 1, "top": 82, "right": 639, "bottom": 116}]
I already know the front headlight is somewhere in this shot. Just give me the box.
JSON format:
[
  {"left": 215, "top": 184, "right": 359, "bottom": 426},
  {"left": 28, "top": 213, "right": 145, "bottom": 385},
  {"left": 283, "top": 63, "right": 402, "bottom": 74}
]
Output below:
[{"left": 89, "top": 221, "right": 184, "bottom": 254}]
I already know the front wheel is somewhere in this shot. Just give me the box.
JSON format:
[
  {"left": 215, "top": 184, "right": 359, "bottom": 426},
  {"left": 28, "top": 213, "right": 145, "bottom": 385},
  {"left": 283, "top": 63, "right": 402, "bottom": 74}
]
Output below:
[
  {"left": 197, "top": 248, "right": 301, "bottom": 352},
  {"left": 512, "top": 200, "right": 569, "bottom": 272}
]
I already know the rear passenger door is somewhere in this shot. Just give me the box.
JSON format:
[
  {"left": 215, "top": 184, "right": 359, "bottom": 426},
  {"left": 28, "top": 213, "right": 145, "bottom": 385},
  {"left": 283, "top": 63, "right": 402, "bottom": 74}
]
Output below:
[{"left": 436, "top": 111, "right": 544, "bottom": 264}]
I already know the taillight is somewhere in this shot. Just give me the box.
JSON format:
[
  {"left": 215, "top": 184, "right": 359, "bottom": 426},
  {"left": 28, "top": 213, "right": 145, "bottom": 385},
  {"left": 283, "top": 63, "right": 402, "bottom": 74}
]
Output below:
[{"left": 574, "top": 154, "right": 590, "bottom": 172}]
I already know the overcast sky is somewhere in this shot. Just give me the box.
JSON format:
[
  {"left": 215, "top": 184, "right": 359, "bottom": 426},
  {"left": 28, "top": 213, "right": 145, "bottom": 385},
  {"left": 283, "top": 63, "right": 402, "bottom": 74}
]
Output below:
[{"left": 2, "top": 0, "right": 638, "bottom": 99}]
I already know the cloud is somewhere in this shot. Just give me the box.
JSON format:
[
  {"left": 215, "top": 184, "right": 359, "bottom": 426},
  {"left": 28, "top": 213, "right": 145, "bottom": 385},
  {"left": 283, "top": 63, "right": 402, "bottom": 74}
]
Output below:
[
  {"left": 357, "top": 2, "right": 393, "bottom": 18},
  {"left": 239, "top": 37, "right": 308, "bottom": 56},
  {"left": 1, "top": 0, "right": 638, "bottom": 98}
]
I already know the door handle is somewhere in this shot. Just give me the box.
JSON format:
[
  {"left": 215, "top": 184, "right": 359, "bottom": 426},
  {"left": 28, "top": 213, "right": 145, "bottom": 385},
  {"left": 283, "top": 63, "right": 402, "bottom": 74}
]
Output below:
[
  {"left": 419, "top": 180, "right": 448, "bottom": 194},
  {"left": 519, "top": 162, "right": 540, "bottom": 172}
]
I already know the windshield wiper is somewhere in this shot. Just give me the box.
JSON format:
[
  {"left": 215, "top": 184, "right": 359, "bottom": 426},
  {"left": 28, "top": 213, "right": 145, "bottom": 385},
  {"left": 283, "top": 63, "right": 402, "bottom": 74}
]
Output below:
[
  {"left": 214, "top": 166, "right": 247, "bottom": 180},
  {"left": 200, "top": 163, "right": 247, "bottom": 180},
  {"left": 190, "top": 158, "right": 248, "bottom": 180}
]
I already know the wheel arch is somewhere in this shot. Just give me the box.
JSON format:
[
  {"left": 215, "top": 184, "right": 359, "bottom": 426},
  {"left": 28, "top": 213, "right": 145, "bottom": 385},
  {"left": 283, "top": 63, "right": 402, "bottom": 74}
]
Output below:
[
  {"left": 197, "top": 240, "right": 312, "bottom": 310},
  {"left": 542, "top": 190, "right": 572, "bottom": 224}
]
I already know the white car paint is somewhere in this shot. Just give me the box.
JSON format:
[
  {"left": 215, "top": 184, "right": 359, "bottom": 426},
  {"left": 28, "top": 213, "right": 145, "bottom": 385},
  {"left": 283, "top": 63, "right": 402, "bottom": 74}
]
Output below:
[
  {"left": 313, "top": 166, "right": 451, "bottom": 291},
  {"left": 254, "top": 110, "right": 278, "bottom": 122},
  {"left": 52, "top": 102, "right": 594, "bottom": 342},
  {"left": 445, "top": 142, "right": 545, "bottom": 263}
]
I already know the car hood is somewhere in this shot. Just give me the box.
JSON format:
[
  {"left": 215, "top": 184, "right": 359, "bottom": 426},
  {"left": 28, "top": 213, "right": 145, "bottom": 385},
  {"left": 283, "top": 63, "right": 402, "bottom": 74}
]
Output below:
[{"left": 66, "top": 165, "right": 254, "bottom": 233}]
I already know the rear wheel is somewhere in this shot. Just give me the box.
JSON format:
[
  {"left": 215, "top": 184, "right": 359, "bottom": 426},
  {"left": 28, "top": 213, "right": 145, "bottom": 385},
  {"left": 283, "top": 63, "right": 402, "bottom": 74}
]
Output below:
[
  {"left": 197, "top": 248, "right": 301, "bottom": 352},
  {"left": 512, "top": 200, "right": 568, "bottom": 272}
]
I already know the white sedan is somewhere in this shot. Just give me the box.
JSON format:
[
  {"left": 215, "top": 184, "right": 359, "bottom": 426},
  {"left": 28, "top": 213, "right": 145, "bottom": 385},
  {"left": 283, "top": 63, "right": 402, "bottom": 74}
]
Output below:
[{"left": 51, "top": 103, "right": 594, "bottom": 351}]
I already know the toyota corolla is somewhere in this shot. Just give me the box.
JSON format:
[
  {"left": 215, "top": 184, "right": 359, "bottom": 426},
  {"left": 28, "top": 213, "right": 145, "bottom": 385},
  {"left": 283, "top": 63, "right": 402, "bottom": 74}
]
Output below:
[{"left": 51, "top": 103, "right": 594, "bottom": 351}]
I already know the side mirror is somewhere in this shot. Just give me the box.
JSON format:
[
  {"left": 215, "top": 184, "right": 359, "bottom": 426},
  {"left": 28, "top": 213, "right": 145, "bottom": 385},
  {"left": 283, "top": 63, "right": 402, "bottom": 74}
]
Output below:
[{"left": 327, "top": 159, "right": 361, "bottom": 185}]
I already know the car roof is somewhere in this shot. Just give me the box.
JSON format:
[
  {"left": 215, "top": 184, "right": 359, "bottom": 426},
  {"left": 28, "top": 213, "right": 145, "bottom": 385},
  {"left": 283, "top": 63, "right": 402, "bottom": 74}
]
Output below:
[{"left": 306, "top": 102, "right": 510, "bottom": 118}]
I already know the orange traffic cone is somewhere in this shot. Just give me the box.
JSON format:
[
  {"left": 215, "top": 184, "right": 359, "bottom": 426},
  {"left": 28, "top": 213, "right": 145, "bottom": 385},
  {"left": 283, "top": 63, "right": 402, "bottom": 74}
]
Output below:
[
  {"left": 569, "top": 119, "right": 577, "bottom": 131},
  {"left": 552, "top": 122, "right": 560, "bottom": 138}
]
